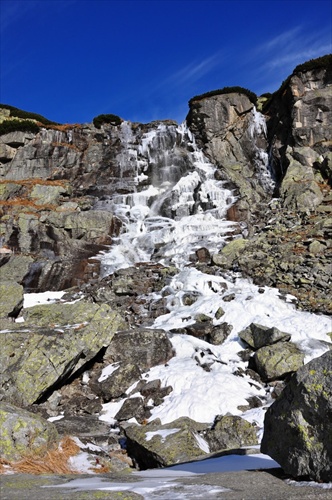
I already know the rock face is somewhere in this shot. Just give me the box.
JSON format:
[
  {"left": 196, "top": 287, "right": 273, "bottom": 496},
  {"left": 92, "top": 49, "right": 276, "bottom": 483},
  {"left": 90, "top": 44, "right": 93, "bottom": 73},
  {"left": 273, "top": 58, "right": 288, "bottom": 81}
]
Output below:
[
  {"left": 261, "top": 350, "right": 332, "bottom": 482},
  {"left": 189, "top": 59, "right": 331, "bottom": 313},
  {"left": 187, "top": 92, "right": 272, "bottom": 225}
]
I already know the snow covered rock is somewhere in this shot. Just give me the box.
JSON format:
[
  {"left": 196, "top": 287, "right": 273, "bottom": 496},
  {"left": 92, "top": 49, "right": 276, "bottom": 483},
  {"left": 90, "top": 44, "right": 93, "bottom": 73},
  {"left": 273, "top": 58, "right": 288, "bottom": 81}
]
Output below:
[
  {"left": 261, "top": 350, "right": 332, "bottom": 482},
  {"left": 87, "top": 328, "right": 174, "bottom": 404}
]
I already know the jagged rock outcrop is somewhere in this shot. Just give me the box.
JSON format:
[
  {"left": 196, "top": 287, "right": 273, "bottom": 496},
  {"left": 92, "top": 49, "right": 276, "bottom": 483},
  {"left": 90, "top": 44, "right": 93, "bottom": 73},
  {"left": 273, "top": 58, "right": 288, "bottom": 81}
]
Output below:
[
  {"left": 265, "top": 63, "right": 332, "bottom": 206},
  {"left": 191, "top": 58, "right": 331, "bottom": 313},
  {"left": 261, "top": 350, "right": 332, "bottom": 482},
  {"left": 187, "top": 91, "right": 272, "bottom": 225}
]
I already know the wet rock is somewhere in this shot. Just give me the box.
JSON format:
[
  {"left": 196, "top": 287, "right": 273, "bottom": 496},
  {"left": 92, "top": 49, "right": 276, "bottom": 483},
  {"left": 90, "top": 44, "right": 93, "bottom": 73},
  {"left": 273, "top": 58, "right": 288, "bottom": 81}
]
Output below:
[
  {"left": 195, "top": 247, "right": 211, "bottom": 263},
  {"left": 261, "top": 350, "right": 332, "bottom": 482},
  {"left": 187, "top": 91, "right": 271, "bottom": 226}
]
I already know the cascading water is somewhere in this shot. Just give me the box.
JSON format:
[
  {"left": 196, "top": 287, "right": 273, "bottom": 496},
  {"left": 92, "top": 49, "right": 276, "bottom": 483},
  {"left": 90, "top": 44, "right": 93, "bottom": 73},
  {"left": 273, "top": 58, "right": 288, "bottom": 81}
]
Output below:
[
  {"left": 248, "top": 107, "right": 276, "bottom": 192},
  {"left": 99, "top": 121, "right": 239, "bottom": 276}
]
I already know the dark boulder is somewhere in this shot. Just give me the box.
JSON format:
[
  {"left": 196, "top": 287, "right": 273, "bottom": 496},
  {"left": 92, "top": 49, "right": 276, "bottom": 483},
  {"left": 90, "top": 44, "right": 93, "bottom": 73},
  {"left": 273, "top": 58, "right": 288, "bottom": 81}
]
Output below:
[{"left": 261, "top": 350, "right": 332, "bottom": 482}]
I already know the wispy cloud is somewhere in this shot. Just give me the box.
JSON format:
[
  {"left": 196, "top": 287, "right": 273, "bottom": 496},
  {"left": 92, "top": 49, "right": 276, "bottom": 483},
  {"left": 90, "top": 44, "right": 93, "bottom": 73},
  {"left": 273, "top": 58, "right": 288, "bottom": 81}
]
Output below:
[
  {"left": 256, "top": 26, "right": 303, "bottom": 53},
  {"left": 0, "top": 0, "right": 77, "bottom": 34},
  {"left": 264, "top": 44, "right": 331, "bottom": 70},
  {"left": 244, "top": 24, "right": 331, "bottom": 95},
  {"left": 252, "top": 25, "right": 331, "bottom": 79},
  {"left": 165, "top": 52, "right": 223, "bottom": 87}
]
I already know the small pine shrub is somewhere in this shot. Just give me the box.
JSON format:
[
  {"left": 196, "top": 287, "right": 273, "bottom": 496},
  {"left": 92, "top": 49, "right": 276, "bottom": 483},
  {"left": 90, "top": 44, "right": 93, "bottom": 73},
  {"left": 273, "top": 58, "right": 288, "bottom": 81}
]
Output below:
[
  {"left": 189, "top": 86, "right": 257, "bottom": 106},
  {"left": 93, "top": 113, "right": 123, "bottom": 128},
  {"left": 0, "top": 119, "right": 40, "bottom": 136},
  {"left": 0, "top": 104, "right": 58, "bottom": 125},
  {"left": 293, "top": 54, "right": 331, "bottom": 74}
]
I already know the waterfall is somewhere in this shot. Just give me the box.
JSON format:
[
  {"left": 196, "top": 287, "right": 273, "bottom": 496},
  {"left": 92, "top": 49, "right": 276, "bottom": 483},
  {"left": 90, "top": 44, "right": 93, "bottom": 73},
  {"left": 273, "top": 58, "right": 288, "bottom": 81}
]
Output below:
[
  {"left": 99, "top": 122, "right": 239, "bottom": 277},
  {"left": 248, "top": 107, "right": 276, "bottom": 193}
]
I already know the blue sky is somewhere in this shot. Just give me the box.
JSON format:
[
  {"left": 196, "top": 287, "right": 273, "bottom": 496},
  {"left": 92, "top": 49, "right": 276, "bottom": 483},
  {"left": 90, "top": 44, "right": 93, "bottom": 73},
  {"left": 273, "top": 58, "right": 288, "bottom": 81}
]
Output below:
[{"left": 0, "top": 0, "right": 331, "bottom": 124}]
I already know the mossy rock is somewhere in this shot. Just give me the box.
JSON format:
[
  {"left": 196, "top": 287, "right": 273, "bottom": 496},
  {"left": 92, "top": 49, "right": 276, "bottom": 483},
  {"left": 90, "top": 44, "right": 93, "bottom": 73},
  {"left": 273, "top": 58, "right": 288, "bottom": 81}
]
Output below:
[
  {"left": 205, "top": 415, "right": 258, "bottom": 452},
  {"left": 1, "top": 301, "right": 126, "bottom": 406},
  {"left": 0, "top": 280, "right": 23, "bottom": 318},
  {"left": 254, "top": 342, "right": 304, "bottom": 381},
  {"left": 0, "top": 402, "right": 59, "bottom": 461},
  {"left": 124, "top": 417, "right": 209, "bottom": 469},
  {"left": 212, "top": 238, "right": 248, "bottom": 267}
]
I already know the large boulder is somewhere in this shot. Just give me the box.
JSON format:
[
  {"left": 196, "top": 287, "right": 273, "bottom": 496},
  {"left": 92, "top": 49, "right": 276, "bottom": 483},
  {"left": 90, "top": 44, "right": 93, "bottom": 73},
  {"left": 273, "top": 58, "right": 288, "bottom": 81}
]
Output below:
[
  {"left": 253, "top": 342, "right": 304, "bottom": 381},
  {"left": 239, "top": 323, "right": 291, "bottom": 350},
  {"left": 0, "top": 255, "right": 34, "bottom": 283},
  {"left": 0, "top": 300, "right": 126, "bottom": 406},
  {"left": 124, "top": 417, "right": 209, "bottom": 469},
  {"left": 261, "top": 350, "right": 332, "bottom": 482},
  {"left": 205, "top": 415, "right": 258, "bottom": 452},
  {"left": 0, "top": 402, "right": 59, "bottom": 461},
  {"left": 89, "top": 328, "right": 175, "bottom": 401}
]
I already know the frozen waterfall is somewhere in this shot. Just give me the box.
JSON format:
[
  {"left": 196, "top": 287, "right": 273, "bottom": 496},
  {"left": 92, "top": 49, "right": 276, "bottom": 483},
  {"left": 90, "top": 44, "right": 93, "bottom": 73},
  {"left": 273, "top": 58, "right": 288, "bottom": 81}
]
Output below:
[{"left": 99, "top": 122, "right": 239, "bottom": 276}]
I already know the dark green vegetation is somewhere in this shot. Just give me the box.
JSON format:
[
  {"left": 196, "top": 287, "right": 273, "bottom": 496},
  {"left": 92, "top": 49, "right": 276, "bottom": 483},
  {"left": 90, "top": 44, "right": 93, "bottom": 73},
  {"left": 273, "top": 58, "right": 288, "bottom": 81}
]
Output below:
[
  {"left": 0, "top": 104, "right": 58, "bottom": 125},
  {"left": 0, "top": 119, "right": 40, "bottom": 136},
  {"left": 293, "top": 53, "right": 332, "bottom": 74},
  {"left": 189, "top": 86, "right": 257, "bottom": 106},
  {"left": 93, "top": 114, "right": 123, "bottom": 128}
]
